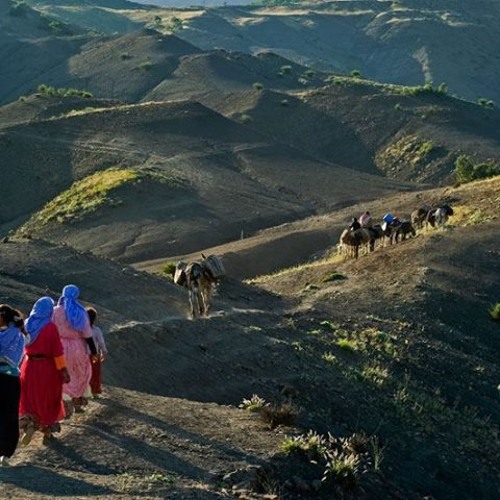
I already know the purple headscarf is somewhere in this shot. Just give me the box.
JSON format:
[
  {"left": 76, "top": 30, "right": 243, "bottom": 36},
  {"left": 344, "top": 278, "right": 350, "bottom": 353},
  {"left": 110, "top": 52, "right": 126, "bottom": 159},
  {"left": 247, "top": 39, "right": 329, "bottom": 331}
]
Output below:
[
  {"left": 58, "top": 284, "right": 87, "bottom": 330},
  {"left": 25, "top": 296, "right": 54, "bottom": 345},
  {"left": 0, "top": 324, "right": 25, "bottom": 368}
]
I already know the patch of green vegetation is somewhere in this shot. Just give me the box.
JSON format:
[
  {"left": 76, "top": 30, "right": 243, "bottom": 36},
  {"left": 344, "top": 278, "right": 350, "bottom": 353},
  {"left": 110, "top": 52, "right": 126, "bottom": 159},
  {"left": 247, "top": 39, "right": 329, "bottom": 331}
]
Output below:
[
  {"left": 322, "top": 351, "right": 337, "bottom": 364},
  {"left": 161, "top": 262, "right": 176, "bottom": 280},
  {"left": 489, "top": 303, "right": 500, "bottom": 321},
  {"left": 359, "top": 362, "right": 390, "bottom": 386},
  {"left": 304, "top": 69, "right": 316, "bottom": 78},
  {"left": 252, "top": 82, "right": 264, "bottom": 91},
  {"left": 280, "top": 430, "right": 326, "bottom": 459},
  {"left": 454, "top": 154, "right": 500, "bottom": 184},
  {"left": 350, "top": 69, "right": 362, "bottom": 79},
  {"left": 37, "top": 84, "right": 92, "bottom": 99},
  {"left": 239, "top": 394, "right": 267, "bottom": 412},
  {"left": 280, "top": 65, "right": 292, "bottom": 74},
  {"left": 463, "top": 209, "right": 496, "bottom": 226},
  {"left": 379, "top": 135, "right": 437, "bottom": 169},
  {"left": 321, "top": 271, "right": 346, "bottom": 283},
  {"left": 280, "top": 99, "right": 289, "bottom": 107},
  {"left": 139, "top": 61, "right": 153, "bottom": 71},
  {"left": 33, "top": 168, "right": 138, "bottom": 225},
  {"left": 120, "top": 52, "right": 132, "bottom": 60},
  {"left": 336, "top": 338, "right": 359, "bottom": 352}
]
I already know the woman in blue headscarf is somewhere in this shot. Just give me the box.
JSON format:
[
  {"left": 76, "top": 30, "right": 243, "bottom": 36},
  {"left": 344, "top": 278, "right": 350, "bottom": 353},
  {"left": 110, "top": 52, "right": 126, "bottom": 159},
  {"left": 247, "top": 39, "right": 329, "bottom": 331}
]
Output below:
[
  {"left": 0, "top": 304, "right": 26, "bottom": 466},
  {"left": 53, "top": 285, "right": 97, "bottom": 416},
  {"left": 19, "top": 297, "right": 70, "bottom": 446}
]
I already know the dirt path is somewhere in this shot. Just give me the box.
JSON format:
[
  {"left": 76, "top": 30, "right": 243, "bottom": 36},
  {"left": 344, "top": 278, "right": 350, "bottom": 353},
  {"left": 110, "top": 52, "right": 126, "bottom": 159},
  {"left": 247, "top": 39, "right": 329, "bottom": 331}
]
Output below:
[{"left": 0, "top": 387, "right": 284, "bottom": 499}]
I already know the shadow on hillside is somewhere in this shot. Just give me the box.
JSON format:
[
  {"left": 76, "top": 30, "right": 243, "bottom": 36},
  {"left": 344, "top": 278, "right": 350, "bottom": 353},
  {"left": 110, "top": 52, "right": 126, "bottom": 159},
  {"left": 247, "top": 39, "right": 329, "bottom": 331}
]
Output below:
[
  {"left": 97, "top": 398, "right": 267, "bottom": 474},
  {"left": 0, "top": 464, "right": 113, "bottom": 496}
]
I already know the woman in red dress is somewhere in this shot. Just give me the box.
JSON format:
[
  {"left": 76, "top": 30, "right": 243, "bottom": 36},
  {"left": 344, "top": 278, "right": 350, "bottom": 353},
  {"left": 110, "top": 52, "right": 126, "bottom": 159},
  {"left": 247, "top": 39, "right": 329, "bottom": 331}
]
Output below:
[{"left": 19, "top": 297, "right": 70, "bottom": 445}]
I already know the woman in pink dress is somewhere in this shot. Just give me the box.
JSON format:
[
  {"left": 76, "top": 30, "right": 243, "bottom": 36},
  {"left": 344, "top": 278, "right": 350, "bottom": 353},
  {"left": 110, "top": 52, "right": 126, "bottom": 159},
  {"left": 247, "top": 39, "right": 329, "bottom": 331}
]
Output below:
[{"left": 53, "top": 285, "right": 97, "bottom": 415}]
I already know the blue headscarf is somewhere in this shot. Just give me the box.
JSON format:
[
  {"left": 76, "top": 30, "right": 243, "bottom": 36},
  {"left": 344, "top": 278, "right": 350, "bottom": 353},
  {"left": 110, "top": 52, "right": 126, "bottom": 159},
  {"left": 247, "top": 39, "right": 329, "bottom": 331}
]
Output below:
[
  {"left": 57, "top": 284, "right": 87, "bottom": 330},
  {"left": 25, "top": 297, "right": 55, "bottom": 345},
  {"left": 0, "top": 324, "right": 25, "bottom": 369}
]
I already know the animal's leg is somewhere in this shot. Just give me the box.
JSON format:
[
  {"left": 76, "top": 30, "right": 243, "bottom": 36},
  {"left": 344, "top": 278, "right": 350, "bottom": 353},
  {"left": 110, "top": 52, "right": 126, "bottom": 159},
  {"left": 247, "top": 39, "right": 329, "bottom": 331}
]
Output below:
[
  {"left": 188, "top": 289, "right": 196, "bottom": 318},
  {"left": 202, "top": 284, "right": 212, "bottom": 317},
  {"left": 354, "top": 245, "right": 359, "bottom": 259}
]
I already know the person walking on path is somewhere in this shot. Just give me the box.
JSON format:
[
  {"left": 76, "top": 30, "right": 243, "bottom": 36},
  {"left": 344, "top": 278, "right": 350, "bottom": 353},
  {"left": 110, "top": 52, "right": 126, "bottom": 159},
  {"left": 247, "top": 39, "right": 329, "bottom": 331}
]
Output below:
[
  {"left": 0, "top": 304, "right": 26, "bottom": 466},
  {"left": 87, "top": 307, "right": 108, "bottom": 398},
  {"left": 20, "top": 297, "right": 70, "bottom": 446},
  {"left": 53, "top": 285, "right": 97, "bottom": 416}
]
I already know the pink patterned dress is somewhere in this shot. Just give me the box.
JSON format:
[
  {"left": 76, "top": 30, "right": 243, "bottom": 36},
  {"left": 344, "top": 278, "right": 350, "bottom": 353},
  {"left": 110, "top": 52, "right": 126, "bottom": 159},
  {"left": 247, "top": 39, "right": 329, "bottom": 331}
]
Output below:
[{"left": 53, "top": 305, "right": 93, "bottom": 399}]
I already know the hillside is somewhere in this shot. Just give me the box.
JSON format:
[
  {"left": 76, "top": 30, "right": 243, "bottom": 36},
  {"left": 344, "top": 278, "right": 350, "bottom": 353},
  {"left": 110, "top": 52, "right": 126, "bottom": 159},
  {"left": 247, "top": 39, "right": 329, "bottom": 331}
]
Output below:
[
  {"left": 0, "top": 178, "right": 498, "bottom": 499},
  {"left": 4, "top": 96, "right": 416, "bottom": 263}
]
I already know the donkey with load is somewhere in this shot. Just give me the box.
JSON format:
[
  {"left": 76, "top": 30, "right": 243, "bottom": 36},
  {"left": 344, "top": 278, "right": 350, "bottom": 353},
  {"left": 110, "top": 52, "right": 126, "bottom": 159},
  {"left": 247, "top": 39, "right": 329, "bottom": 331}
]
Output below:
[{"left": 174, "top": 254, "right": 226, "bottom": 318}]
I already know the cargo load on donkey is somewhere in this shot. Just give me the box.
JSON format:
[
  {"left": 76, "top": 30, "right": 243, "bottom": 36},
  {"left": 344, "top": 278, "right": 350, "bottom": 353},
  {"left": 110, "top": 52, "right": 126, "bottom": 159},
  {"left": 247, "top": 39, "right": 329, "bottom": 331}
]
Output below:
[{"left": 201, "top": 253, "right": 226, "bottom": 280}]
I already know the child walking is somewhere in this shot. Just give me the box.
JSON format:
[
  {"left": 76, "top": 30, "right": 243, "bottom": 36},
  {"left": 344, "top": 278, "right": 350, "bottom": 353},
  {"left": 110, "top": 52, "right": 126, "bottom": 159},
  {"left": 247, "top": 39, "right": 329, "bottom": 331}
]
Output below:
[{"left": 87, "top": 307, "right": 108, "bottom": 398}]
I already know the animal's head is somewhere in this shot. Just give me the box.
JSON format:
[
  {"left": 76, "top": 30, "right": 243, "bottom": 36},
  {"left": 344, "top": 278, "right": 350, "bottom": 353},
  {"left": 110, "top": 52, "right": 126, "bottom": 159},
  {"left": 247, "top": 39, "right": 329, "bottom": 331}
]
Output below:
[{"left": 443, "top": 204, "right": 454, "bottom": 216}]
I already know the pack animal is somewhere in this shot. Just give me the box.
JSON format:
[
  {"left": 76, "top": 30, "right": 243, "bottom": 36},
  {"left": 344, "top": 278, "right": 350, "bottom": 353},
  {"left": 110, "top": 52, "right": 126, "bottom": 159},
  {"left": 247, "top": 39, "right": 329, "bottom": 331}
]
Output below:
[
  {"left": 341, "top": 228, "right": 375, "bottom": 259},
  {"left": 174, "top": 255, "right": 225, "bottom": 318}
]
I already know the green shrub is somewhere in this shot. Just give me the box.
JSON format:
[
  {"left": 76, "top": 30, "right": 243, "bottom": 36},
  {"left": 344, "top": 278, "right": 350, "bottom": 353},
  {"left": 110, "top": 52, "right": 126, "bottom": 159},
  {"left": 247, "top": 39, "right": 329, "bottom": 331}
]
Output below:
[
  {"left": 455, "top": 154, "right": 499, "bottom": 184},
  {"left": 489, "top": 303, "right": 500, "bottom": 321},
  {"left": 120, "top": 52, "right": 132, "bottom": 60},
  {"left": 36, "top": 84, "right": 92, "bottom": 99},
  {"left": 280, "top": 65, "right": 292, "bottom": 74},
  {"left": 252, "top": 82, "right": 264, "bottom": 91},
  {"left": 239, "top": 114, "right": 252, "bottom": 124},
  {"left": 321, "top": 271, "right": 346, "bottom": 283},
  {"left": 162, "top": 262, "right": 177, "bottom": 278},
  {"left": 239, "top": 394, "right": 267, "bottom": 412},
  {"left": 350, "top": 69, "right": 362, "bottom": 79},
  {"left": 139, "top": 61, "right": 152, "bottom": 71},
  {"left": 394, "top": 103, "right": 402, "bottom": 111},
  {"left": 304, "top": 69, "right": 316, "bottom": 78}
]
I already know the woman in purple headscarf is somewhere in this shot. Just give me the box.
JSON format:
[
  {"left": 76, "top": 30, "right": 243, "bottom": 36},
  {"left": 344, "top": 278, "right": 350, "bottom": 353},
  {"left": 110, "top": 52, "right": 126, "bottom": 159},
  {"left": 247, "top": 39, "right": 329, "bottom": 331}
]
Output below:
[
  {"left": 53, "top": 285, "right": 97, "bottom": 415},
  {"left": 0, "top": 304, "right": 26, "bottom": 466},
  {"left": 20, "top": 297, "right": 70, "bottom": 445}
]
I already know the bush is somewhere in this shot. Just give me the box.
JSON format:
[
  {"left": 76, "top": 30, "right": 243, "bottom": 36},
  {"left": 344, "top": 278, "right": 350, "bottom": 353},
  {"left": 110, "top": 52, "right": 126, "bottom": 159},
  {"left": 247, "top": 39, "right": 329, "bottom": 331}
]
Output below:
[
  {"left": 490, "top": 303, "right": 500, "bottom": 321},
  {"left": 252, "top": 82, "right": 264, "bottom": 91},
  {"left": 162, "top": 262, "right": 176, "bottom": 278},
  {"left": 350, "top": 69, "right": 362, "bottom": 79},
  {"left": 239, "top": 394, "right": 267, "bottom": 412},
  {"left": 260, "top": 402, "right": 299, "bottom": 429},
  {"left": 455, "top": 154, "right": 499, "bottom": 184},
  {"left": 280, "top": 65, "right": 292, "bottom": 74},
  {"left": 36, "top": 84, "right": 92, "bottom": 99},
  {"left": 139, "top": 61, "right": 152, "bottom": 71}
]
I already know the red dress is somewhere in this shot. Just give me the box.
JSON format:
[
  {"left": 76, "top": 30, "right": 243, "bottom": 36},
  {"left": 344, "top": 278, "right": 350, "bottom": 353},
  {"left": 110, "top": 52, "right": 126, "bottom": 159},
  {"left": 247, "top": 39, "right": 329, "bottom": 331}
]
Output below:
[{"left": 19, "top": 322, "right": 65, "bottom": 426}]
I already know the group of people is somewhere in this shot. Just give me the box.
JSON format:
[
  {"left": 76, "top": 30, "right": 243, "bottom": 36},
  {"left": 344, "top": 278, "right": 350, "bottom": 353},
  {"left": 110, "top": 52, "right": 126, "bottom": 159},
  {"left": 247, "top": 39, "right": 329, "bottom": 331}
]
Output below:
[{"left": 0, "top": 284, "right": 107, "bottom": 466}]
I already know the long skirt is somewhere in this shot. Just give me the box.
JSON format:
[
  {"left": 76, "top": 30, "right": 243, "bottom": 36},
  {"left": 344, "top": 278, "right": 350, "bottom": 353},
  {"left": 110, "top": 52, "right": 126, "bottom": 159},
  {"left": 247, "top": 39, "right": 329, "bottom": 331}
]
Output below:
[
  {"left": 20, "top": 358, "right": 65, "bottom": 426},
  {"left": 89, "top": 356, "right": 102, "bottom": 395},
  {"left": 0, "top": 373, "right": 21, "bottom": 458}
]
